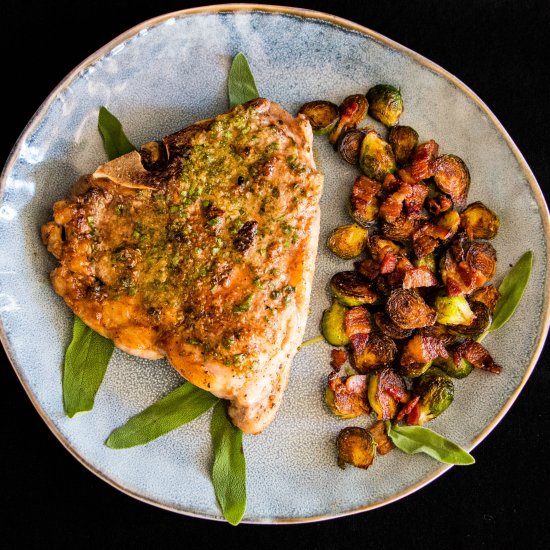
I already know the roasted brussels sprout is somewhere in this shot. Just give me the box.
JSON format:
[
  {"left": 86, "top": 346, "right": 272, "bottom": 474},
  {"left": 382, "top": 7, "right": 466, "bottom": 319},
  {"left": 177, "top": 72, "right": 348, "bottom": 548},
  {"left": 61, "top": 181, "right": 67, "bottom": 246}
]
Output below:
[
  {"left": 337, "top": 427, "right": 376, "bottom": 469},
  {"left": 412, "top": 368, "right": 454, "bottom": 425},
  {"left": 366, "top": 84, "right": 403, "bottom": 127},
  {"left": 330, "top": 271, "right": 379, "bottom": 306},
  {"left": 321, "top": 300, "right": 349, "bottom": 346},
  {"left": 439, "top": 249, "right": 472, "bottom": 296},
  {"left": 466, "top": 242, "right": 497, "bottom": 281},
  {"left": 453, "top": 339, "right": 502, "bottom": 374},
  {"left": 432, "top": 154, "right": 470, "bottom": 208},
  {"left": 374, "top": 311, "right": 413, "bottom": 340},
  {"left": 325, "top": 373, "right": 370, "bottom": 419},
  {"left": 298, "top": 100, "right": 340, "bottom": 135},
  {"left": 399, "top": 360, "right": 433, "bottom": 379},
  {"left": 368, "top": 367, "right": 407, "bottom": 420},
  {"left": 338, "top": 129, "right": 366, "bottom": 165},
  {"left": 460, "top": 201, "right": 500, "bottom": 240},
  {"left": 388, "top": 125, "right": 419, "bottom": 165},
  {"left": 414, "top": 253, "right": 437, "bottom": 273},
  {"left": 450, "top": 300, "right": 491, "bottom": 336},
  {"left": 386, "top": 289, "right": 437, "bottom": 329},
  {"left": 350, "top": 175, "right": 381, "bottom": 226},
  {"left": 400, "top": 334, "right": 449, "bottom": 366},
  {"left": 434, "top": 295, "right": 475, "bottom": 326},
  {"left": 436, "top": 209, "right": 461, "bottom": 239},
  {"left": 368, "top": 420, "right": 394, "bottom": 455},
  {"left": 353, "top": 333, "right": 397, "bottom": 373},
  {"left": 382, "top": 215, "right": 420, "bottom": 242},
  {"left": 327, "top": 223, "right": 369, "bottom": 259},
  {"left": 470, "top": 285, "right": 501, "bottom": 313},
  {"left": 368, "top": 235, "right": 402, "bottom": 261},
  {"left": 433, "top": 356, "right": 474, "bottom": 379},
  {"left": 329, "top": 94, "right": 369, "bottom": 145},
  {"left": 359, "top": 129, "right": 397, "bottom": 181}
]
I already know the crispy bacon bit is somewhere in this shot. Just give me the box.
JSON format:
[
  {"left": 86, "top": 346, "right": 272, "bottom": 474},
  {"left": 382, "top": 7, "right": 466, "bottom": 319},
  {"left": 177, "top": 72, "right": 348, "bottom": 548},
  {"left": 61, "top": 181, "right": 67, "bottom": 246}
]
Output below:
[
  {"left": 382, "top": 173, "right": 400, "bottom": 193},
  {"left": 428, "top": 194, "right": 453, "bottom": 215},
  {"left": 385, "top": 256, "right": 414, "bottom": 288},
  {"left": 344, "top": 307, "right": 371, "bottom": 354},
  {"left": 401, "top": 334, "right": 449, "bottom": 366},
  {"left": 402, "top": 266, "right": 438, "bottom": 289},
  {"left": 368, "top": 420, "right": 395, "bottom": 455},
  {"left": 368, "top": 235, "right": 402, "bottom": 261},
  {"left": 404, "top": 184, "right": 429, "bottom": 216},
  {"left": 379, "top": 183, "right": 412, "bottom": 223},
  {"left": 352, "top": 175, "right": 382, "bottom": 202},
  {"left": 380, "top": 252, "right": 397, "bottom": 274},
  {"left": 327, "top": 372, "right": 370, "bottom": 417},
  {"left": 412, "top": 222, "right": 451, "bottom": 258},
  {"left": 453, "top": 339, "right": 502, "bottom": 374},
  {"left": 471, "top": 285, "right": 501, "bottom": 313},
  {"left": 411, "top": 140, "right": 439, "bottom": 181},
  {"left": 396, "top": 395, "right": 420, "bottom": 423},
  {"left": 451, "top": 232, "right": 468, "bottom": 262},
  {"left": 406, "top": 401, "right": 421, "bottom": 425},
  {"left": 330, "top": 349, "right": 348, "bottom": 371},
  {"left": 354, "top": 258, "right": 380, "bottom": 280}
]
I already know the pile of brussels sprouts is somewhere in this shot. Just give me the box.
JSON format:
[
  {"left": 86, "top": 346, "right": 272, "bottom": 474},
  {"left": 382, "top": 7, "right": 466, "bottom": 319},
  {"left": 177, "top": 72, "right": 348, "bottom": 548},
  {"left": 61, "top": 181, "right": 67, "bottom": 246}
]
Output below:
[{"left": 299, "top": 85, "right": 502, "bottom": 469}]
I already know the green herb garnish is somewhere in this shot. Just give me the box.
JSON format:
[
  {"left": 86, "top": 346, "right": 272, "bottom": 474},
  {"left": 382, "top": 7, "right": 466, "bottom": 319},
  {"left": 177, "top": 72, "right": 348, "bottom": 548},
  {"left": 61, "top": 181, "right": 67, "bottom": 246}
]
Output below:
[
  {"left": 228, "top": 52, "right": 260, "bottom": 108},
  {"left": 98, "top": 106, "right": 136, "bottom": 160}
]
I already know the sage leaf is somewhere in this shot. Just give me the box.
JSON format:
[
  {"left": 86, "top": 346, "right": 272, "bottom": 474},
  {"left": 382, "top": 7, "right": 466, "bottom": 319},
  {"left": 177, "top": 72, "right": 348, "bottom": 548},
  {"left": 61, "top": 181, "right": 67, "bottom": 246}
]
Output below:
[
  {"left": 386, "top": 422, "right": 475, "bottom": 465},
  {"left": 211, "top": 401, "right": 247, "bottom": 525},
  {"left": 489, "top": 250, "right": 533, "bottom": 333},
  {"left": 228, "top": 52, "right": 260, "bottom": 108},
  {"left": 106, "top": 383, "right": 218, "bottom": 449},
  {"left": 98, "top": 106, "right": 136, "bottom": 159},
  {"left": 63, "top": 317, "right": 114, "bottom": 417}
]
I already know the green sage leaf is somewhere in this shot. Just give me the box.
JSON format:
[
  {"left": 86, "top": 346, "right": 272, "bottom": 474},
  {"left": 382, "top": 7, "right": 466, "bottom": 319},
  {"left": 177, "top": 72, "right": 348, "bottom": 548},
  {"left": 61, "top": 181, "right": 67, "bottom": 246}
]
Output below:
[
  {"left": 386, "top": 422, "right": 475, "bottom": 465},
  {"left": 63, "top": 317, "right": 114, "bottom": 417},
  {"left": 489, "top": 250, "right": 533, "bottom": 333},
  {"left": 211, "top": 401, "right": 247, "bottom": 525},
  {"left": 228, "top": 52, "right": 260, "bottom": 108},
  {"left": 98, "top": 106, "right": 136, "bottom": 159},
  {"left": 106, "top": 383, "right": 218, "bottom": 449}
]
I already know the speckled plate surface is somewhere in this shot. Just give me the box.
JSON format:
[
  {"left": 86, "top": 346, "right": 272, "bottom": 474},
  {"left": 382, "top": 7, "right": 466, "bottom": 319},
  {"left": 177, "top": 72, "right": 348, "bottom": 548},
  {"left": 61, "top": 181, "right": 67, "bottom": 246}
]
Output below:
[{"left": 1, "top": 4, "right": 549, "bottom": 523}]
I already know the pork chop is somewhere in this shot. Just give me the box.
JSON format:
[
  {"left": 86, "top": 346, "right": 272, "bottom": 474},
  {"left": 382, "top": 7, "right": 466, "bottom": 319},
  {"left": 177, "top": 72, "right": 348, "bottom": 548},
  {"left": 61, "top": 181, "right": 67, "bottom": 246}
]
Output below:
[{"left": 42, "top": 98, "right": 323, "bottom": 434}]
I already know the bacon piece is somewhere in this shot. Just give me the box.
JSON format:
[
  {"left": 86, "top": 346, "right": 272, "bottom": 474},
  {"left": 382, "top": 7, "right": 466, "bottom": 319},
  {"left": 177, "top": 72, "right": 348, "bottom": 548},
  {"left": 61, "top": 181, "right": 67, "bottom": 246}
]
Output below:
[
  {"left": 379, "top": 183, "right": 413, "bottom": 223},
  {"left": 354, "top": 258, "right": 380, "bottom": 280},
  {"left": 344, "top": 307, "right": 371, "bottom": 354},
  {"left": 471, "top": 285, "right": 501, "bottom": 313},
  {"left": 382, "top": 173, "right": 400, "bottom": 193},
  {"left": 396, "top": 395, "right": 420, "bottom": 423},
  {"left": 400, "top": 334, "right": 449, "bottom": 366},
  {"left": 350, "top": 175, "right": 382, "bottom": 225},
  {"left": 397, "top": 166, "right": 417, "bottom": 185},
  {"left": 368, "top": 235, "right": 402, "bottom": 261},
  {"left": 379, "top": 252, "right": 397, "bottom": 274},
  {"left": 368, "top": 420, "right": 394, "bottom": 455},
  {"left": 453, "top": 339, "right": 502, "bottom": 374},
  {"left": 327, "top": 372, "right": 370, "bottom": 417},
  {"left": 411, "top": 140, "right": 439, "bottom": 181},
  {"left": 402, "top": 266, "right": 438, "bottom": 289},
  {"left": 412, "top": 221, "right": 451, "bottom": 258},
  {"left": 428, "top": 194, "right": 453, "bottom": 215},
  {"left": 406, "top": 401, "right": 421, "bottom": 425},
  {"left": 385, "top": 256, "right": 414, "bottom": 288},
  {"left": 404, "top": 183, "right": 429, "bottom": 216},
  {"left": 330, "top": 349, "right": 348, "bottom": 372}
]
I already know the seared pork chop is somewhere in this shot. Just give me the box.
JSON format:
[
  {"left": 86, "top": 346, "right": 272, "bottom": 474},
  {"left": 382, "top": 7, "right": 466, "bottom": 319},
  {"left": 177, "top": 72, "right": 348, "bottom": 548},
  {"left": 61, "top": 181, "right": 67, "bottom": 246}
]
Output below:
[{"left": 42, "top": 98, "right": 323, "bottom": 434}]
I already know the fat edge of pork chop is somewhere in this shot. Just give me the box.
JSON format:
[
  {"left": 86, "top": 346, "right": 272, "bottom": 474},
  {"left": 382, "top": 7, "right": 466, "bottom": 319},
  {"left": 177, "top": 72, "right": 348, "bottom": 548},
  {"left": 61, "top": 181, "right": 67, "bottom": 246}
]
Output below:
[{"left": 42, "top": 98, "right": 323, "bottom": 434}]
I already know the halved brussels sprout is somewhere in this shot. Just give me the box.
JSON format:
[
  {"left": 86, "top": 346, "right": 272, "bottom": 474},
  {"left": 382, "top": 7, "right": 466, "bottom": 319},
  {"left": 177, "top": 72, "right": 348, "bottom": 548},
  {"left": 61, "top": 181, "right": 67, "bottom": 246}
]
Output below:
[
  {"left": 399, "top": 361, "right": 433, "bottom": 379},
  {"left": 366, "top": 84, "right": 404, "bottom": 127},
  {"left": 327, "top": 223, "right": 369, "bottom": 259},
  {"left": 349, "top": 175, "right": 381, "bottom": 226},
  {"left": 436, "top": 209, "right": 461, "bottom": 239},
  {"left": 470, "top": 285, "right": 501, "bottom": 313},
  {"left": 460, "top": 201, "right": 499, "bottom": 239},
  {"left": 433, "top": 356, "right": 474, "bottom": 379},
  {"left": 386, "top": 289, "right": 437, "bottom": 329},
  {"left": 434, "top": 295, "right": 475, "bottom": 326},
  {"left": 368, "top": 367, "right": 407, "bottom": 420},
  {"left": 412, "top": 367, "right": 454, "bottom": 425},
  {"left": 388, "top": 125, "right": 419, "bottom": 165},
  {"left": 353, "top": 333, "right": 397, "bottom": 373},
  {"left": 298, "top": 100, "right": 340, "bottom": 135},
  {"left": 330, "top": 271, "right": 379, "bottom": 306},
  {"left": 325, "top": 373, "right": 370, "bottom": 419},
  {"left": 329, "top": 95, "right": 369, "bottom": 145},
  {"left": 466, "top": 242, "right": 497, "bottom": 281},
  {"left": 381, "top": 215, "right": 420, "bottom": 242},
  {"left": 374, "top": 312, "right": 413, "bottom": 340},
  {"left": 321, "top": 300, "right": 349, "bottom": 346},
  {"left": 337, "top": 427, "right": 376, "bottom": 469},
  {"left": 432, "top": 154, "right": 470, "bottom": 208},
  {"left": 338, "top": 129, "right": 366, "bottom": 165},
  {"left": 414, "top": 253, "right": 437, "bottom": 273},
  {"left": 359, "top": 129, "right": 397, "bottom": 181},
  {"left": 450, "top": 301, "right": 491, "bottom": 336}
]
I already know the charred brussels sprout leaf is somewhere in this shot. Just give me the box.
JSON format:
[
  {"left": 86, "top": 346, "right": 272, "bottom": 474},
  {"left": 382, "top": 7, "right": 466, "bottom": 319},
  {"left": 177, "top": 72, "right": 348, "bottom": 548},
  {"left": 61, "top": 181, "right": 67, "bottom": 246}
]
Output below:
[
  {"left": 327, "top": 223, "right": 369, "bottom": 259},
  {"left": 321, "top": 300, "right": 350, "bottom": 346},
  {"left": 388, "top": 125, "right": 419, "bottom": 165},
  {"left": 386, "top": 289, "right": 437, "bottom": 329},
  {"left": 432, "top": 154, "right": 470, "bottom": 208},
  {"left": 298, "top": 100, "right": 340, "bottom": 135},
  {"left": 359, "top": 129, "right": 397, "bottom": 181},
  {"left": 435, "top": 295, "right": 475, "bottom": 326},
  {"left": 330, "top": 271, "right": 379, "bottom": 307},
  {"left": 366, "top": 84, "right": 404, "bottom": 127},
  {"left": 413, "top": 368, "right": 454, "bottom": 425},
  {"left": 460, "top": 201, "right": 500, "bottom": 240},
  {"left": 367, "top": 367, "right": 407, "bottom": 420},
  {"left": 337, "top": 427, "right": 376, "bottom": 469},
  {"left": 338, "top": 129, "right": 366, "bottom": 165}
]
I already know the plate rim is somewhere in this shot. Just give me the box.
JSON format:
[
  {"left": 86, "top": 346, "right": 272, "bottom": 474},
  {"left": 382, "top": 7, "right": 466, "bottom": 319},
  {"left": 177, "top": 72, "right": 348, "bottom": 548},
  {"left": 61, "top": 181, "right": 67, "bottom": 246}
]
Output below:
[{"left": 1, "top": 3, "right": 549, "bottom": 524}]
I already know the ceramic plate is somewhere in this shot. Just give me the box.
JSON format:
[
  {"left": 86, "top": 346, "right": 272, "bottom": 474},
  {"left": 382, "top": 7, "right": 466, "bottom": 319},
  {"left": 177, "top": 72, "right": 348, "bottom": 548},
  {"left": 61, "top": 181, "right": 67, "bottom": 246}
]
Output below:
[{"left": 1, "top": 5, "right": 549, "bottom": 523}]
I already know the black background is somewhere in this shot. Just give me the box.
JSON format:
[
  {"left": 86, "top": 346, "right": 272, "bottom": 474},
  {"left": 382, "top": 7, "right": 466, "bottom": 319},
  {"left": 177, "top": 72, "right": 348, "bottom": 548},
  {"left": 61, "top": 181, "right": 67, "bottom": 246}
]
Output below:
[{"left": 2, "top": 1, "right": 549, "bottom": 548}]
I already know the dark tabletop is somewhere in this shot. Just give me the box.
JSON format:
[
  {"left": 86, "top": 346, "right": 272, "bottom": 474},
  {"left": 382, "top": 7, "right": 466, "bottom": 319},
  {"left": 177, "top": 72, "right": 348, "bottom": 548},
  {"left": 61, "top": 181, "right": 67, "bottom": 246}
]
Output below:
[{"left": 2, "top": 1, "right": 549, "bottom": 548}]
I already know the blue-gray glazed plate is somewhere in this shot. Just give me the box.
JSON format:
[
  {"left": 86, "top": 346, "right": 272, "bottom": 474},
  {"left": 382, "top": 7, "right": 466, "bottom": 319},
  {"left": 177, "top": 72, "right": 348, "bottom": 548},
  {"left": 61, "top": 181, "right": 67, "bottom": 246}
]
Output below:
[{"left": 1, "top": 5, "right": 549, "bottom": 523}]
